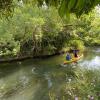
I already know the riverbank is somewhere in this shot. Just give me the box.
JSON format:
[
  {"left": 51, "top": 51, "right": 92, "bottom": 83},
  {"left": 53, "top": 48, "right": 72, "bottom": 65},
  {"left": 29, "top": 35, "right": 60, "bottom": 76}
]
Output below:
[
  {"left": 0, "top": 44, "right": 86, "bottom": 63},
  {"left": 0, "top": 46, "right": 99, "bottom": 63},
  {"left": 0, "top": 51, "right": 67, "bottom": 63}
]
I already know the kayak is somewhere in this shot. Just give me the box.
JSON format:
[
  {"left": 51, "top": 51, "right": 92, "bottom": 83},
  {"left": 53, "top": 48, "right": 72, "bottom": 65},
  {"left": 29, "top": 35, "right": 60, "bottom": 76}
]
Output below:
[{"left": 63, "top": 54, "right": 83, "bottom": 65}]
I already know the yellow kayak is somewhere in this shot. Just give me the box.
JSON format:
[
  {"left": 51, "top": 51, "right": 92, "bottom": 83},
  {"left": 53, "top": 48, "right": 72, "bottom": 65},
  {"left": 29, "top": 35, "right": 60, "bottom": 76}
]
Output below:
[{"left": 63, "top": 54, "right": 83, "bottom": 65}]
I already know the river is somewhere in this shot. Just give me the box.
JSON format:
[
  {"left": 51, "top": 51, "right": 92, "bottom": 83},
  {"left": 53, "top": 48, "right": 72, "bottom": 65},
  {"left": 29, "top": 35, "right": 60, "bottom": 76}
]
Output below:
[{"left": 0, "top": 48, "right": 100, "bottom": 100}]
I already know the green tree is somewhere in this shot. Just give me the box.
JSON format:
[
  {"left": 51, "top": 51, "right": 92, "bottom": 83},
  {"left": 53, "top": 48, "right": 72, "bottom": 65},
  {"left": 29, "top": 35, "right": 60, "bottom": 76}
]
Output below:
[{"left": 0, "top": 0, "right": 100, "bottom": 18}]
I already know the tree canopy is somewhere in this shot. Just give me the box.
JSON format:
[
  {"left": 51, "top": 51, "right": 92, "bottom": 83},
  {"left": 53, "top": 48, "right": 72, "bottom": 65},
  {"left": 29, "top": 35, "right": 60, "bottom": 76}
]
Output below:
[{"left": 0, "top": 0, "right": 100, "bottom": 18}]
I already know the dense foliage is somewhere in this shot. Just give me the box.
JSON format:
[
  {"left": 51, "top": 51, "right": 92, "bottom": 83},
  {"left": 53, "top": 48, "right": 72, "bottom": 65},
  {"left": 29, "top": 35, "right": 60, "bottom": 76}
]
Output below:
[
  {"left": 0, "top": 5, "right": 67, "bottom": 57},
  {"left": 0, "top": 0, "right": 100, "bottom": 18},
  {"left": 70, "top": 8, "right": 100, "bottom": 46},
  {"left": 0, "top": 3, "right": 100, "bottom": 57}
]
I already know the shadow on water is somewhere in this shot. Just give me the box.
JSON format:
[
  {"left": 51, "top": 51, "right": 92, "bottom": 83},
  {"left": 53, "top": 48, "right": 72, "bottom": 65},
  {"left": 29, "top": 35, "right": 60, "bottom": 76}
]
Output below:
[{"left": 0, "top": 62, "right": 21, "bottom": 78}]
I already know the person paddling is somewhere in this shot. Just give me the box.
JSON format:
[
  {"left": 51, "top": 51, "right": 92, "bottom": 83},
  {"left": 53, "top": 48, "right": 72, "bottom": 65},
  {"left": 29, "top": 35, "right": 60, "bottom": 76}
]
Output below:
[{"left": 73, "top": 49, "right": 79, "bottom": 58}]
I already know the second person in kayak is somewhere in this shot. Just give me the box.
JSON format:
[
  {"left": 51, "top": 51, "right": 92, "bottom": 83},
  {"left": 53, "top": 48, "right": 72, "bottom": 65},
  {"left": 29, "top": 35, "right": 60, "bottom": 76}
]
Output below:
[{"left": 73, "top": 49, "right": 79, "bottom": 58}]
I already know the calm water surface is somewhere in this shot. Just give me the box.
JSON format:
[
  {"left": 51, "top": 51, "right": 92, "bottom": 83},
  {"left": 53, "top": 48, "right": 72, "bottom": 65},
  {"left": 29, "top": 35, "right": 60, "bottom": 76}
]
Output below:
[{"left": 0, "top": 48, "right": 100, "bottom": 100}]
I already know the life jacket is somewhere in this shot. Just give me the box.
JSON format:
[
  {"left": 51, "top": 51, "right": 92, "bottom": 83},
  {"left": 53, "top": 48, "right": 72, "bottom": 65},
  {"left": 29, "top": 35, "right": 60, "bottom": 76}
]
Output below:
[{"left": 66, "top": 55, "right": 71, "bottom": 60}]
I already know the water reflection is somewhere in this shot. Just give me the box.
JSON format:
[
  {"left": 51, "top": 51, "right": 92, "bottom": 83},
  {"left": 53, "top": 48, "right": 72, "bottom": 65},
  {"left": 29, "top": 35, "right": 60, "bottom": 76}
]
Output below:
[
  {"left": 93, "top": 48, "right": 100, "bottom": 53},
  {"left": 44, "top": 73, "right": 52, "bottom": 88},
  {"left": 80, "top": 56, "right": 100, "bottom": 69}
]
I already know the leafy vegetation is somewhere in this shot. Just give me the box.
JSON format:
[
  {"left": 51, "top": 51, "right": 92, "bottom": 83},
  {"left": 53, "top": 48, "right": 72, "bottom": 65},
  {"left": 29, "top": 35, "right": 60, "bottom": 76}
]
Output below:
[
  {"left": 0, "top": 5, "right": 66, "bottom": 57},
  {"left": 0, "top": 0, "right": 100, "bottom": 18},
  {"left": 0, "top": 3, "right": 100, "bottom": 58},
  {"left": 0, "top": 1, "right": 100, "bottom": 100},
  {"left": 70, "top": 9, "right": 100, "bottom": 46}
]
